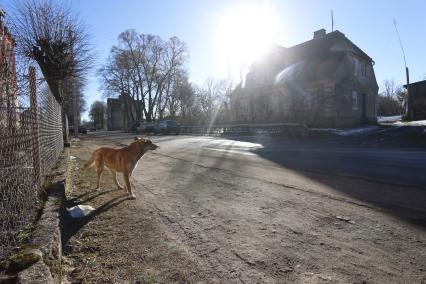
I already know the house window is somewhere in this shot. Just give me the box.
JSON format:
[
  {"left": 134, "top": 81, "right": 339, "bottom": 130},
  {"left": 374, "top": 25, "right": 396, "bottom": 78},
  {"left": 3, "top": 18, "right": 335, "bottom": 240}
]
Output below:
[
  {"left": 360, "top": 62, "right": 367, "bottom": 78},
  {"left": 352, "top": 91, "right": 358, "bottom": 110},
  {"left": 353, "top": 57, "right": 359, "bottom": 76}
]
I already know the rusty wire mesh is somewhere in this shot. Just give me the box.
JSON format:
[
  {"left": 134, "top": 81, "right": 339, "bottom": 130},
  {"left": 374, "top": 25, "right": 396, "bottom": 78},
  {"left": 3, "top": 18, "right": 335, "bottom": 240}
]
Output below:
[{"left": 0, "top": 66, "right": 63, "bottom": 262}]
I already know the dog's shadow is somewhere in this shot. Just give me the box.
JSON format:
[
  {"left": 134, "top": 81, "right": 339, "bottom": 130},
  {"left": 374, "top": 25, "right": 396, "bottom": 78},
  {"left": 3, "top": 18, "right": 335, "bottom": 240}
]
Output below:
[
  {"left": 67, "top": 189, "right": 116, "bottom": 204},
  {"left": 61, "top": 192, "right": 133, "bottom": 251}
]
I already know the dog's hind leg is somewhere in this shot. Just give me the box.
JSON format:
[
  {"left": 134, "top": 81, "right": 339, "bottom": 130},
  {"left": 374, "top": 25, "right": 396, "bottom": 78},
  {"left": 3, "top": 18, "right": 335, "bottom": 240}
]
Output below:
[
  {"left": 110, "top": 170, "right": 123, "bottom": 190},
  {"left": 124, "top": 172, "right": 136, "bottom": 199},
  {"left": 84, "top": 155, "right": 95, "bottom": 168}
]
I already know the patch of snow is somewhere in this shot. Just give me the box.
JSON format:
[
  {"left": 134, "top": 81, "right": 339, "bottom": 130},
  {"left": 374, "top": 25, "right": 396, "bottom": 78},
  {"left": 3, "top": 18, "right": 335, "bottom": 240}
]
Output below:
[
  {"left": 377, "top": 115, "right": 402, "bottom": 123},
  {"left": 393, "top": 120, "right": 426, "bottom": 127},
  {"left": 67, "top": 204, "right": 95, "bottom": 218},
  {"left": 309, "top": 126, "right": 379, "bottom": 136},
  {"left": 309, "top": 128, "right": 341, "bottom": 132},
  {"left": 336, "top": 126, "right": 379, "bottom": 136}
]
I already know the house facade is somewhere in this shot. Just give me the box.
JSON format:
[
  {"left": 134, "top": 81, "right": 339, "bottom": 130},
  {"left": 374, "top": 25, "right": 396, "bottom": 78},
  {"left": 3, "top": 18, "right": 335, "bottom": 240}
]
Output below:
[
  {"left": 404, "top": 80, "right": 426, "bottom": 120},
  {"left": 230, "top": 29, "right": 379, "bottom": 127}
]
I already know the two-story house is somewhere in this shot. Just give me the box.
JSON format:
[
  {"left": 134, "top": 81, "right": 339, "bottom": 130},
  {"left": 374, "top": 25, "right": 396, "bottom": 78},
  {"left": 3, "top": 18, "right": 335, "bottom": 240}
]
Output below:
[{"left": 230, "top": 29, "right": 379, "bottom": 127}]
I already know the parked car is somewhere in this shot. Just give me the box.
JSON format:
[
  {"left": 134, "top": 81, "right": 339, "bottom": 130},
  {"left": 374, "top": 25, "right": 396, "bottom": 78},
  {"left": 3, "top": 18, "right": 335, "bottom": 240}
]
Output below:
[
  {"left": 129, "top": 121, "right": 143, "bottom": 132},
  {"left": 136, "top": 122, "right": 156, "bottom": 133},
  {"left": 69, "top": 126, "right": 87, "bottom": 134},
  {"left": 154, "top": 120, "right": 181, "bottom": 135}
]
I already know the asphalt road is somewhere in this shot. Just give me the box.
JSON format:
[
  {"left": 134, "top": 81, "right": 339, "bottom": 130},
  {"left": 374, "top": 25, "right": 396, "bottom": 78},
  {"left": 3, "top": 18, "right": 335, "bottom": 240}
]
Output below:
[
  {"left": 153, "top": 134, "right": 426, "bottom": 188},
  {"left": 78, "top": 132, "right": 426, "bottom": 283}
]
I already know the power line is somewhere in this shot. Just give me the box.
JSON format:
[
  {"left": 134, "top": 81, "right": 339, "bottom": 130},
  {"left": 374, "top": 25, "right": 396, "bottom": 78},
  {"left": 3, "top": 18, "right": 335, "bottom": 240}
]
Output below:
[{"left": 393, "top": 19, "right": 407, "bottom": 68}]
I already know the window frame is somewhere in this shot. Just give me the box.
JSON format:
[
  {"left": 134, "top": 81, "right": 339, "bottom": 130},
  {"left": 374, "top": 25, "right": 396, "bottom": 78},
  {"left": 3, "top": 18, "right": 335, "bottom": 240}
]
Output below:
[{"left": 352, "top": 91, "right": 358, "bottom": 110}]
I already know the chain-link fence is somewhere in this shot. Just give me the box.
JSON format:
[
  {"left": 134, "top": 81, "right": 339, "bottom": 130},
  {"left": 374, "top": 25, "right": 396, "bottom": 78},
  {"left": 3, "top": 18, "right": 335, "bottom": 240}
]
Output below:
[{"left": 0, "top": 66, "right": 64, "bottom": 262}]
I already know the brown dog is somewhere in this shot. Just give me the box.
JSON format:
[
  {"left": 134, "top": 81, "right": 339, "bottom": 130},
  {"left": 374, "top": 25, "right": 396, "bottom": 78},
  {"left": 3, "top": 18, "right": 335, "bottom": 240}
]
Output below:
[{"left": 84, "top": 137, "right": 158, "bottom": 199}]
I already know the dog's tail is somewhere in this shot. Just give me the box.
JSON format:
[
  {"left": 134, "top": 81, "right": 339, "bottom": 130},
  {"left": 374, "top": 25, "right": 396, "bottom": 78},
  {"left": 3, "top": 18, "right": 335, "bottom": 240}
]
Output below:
[{"left": 84, "top": 154, "right": 95, "bottom": 168}]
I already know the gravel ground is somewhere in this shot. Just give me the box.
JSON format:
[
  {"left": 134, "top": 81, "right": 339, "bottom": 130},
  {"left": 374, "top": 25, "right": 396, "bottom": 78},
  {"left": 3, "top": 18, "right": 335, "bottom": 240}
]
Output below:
[
  {"left": 63, "top": 134, "right": 426, "bottom": 283},
  {"left": 62, "top": 149, "right": 205, "bottom": 283}
]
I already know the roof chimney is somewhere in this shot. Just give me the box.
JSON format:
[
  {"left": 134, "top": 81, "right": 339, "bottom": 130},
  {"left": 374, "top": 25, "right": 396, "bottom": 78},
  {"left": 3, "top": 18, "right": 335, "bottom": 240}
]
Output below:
[{"left": 313, "top": 29, "right": 326, "bottom": 39}]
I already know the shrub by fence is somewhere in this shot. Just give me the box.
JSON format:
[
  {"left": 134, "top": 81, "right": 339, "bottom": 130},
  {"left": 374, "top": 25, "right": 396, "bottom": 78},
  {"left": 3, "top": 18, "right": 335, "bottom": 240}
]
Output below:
[{"left": 0, "top": 67, "right": 63, "bottom": 262}]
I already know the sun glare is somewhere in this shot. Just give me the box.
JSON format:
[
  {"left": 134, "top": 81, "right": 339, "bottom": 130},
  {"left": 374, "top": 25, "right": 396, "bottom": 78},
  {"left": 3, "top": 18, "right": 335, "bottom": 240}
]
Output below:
[{"left": 216, "top": 5, "right": 278, "bottom": 80}]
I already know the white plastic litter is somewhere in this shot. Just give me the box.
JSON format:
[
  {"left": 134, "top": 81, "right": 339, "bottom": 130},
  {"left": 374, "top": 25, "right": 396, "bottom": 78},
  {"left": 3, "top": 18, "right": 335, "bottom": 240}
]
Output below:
[{"left": 67, "top": 205, "right": 95, "bottom": 218}]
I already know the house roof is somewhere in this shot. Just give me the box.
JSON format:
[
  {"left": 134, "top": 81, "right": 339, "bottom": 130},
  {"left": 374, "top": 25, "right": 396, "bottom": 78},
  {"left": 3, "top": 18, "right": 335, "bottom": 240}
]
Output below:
[
  {"left": 286, "top": 30, "right": 372, "bottom": 63},
  {"left": 241, "top": 29, "right": 376, "bottom": 94},
  {"left": 249, "top": 30, "right": 373, "bottom": 77},
  {"left": 403, "top": 79, "right": 426, "bottom": 88}
]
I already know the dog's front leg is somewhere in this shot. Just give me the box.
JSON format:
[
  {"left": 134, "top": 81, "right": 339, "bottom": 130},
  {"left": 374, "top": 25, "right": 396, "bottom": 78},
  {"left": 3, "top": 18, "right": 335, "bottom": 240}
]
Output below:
[{"left": 124, "top": 172, "right": 136, "bottom": 199}]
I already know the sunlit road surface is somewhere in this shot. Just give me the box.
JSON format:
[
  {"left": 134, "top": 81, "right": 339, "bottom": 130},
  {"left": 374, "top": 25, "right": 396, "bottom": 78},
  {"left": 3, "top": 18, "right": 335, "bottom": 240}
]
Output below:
[{"left": 81, "top": 132, "right": 426, "bottom": 283}]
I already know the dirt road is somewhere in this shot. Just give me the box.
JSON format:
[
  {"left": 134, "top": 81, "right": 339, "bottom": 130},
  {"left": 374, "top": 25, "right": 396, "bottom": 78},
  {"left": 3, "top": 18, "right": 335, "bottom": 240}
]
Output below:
[{"left": 66, "top": 132, "right": 426, "bottom": 283}]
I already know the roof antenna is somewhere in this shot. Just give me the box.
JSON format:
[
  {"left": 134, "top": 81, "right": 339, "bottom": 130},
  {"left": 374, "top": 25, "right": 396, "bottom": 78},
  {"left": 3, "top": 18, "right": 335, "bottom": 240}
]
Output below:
[{"left": 331, "top": 10, "right": 334, "bottom": 32}]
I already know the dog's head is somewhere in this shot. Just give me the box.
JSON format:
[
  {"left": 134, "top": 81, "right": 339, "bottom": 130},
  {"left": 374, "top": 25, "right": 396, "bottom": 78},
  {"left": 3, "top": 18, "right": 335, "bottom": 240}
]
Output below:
[{"left": 134, "top": 137, "right": 159, "bottom": 152}]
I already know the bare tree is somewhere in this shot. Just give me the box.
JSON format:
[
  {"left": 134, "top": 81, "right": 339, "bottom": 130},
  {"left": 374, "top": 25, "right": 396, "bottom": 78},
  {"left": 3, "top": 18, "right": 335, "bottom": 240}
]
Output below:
[
  {"left": 99, "top": 30, "right": 188, "bottom": 123},
  {"left": 198, "top": 78, "right": 227, "bottom": 124},
  {"left": 89, "top": 100, "right": 106, "bottom": 129},
  {"left": 62, "top": 78, "right": 87, "bottom": 124},
  {"left": 176, "top": 76, "right": 199, "bottom": 123},
  {"left": 378, "top": 80, "right": 405, "bottom": 116},
  {"left": 382, "top": 79, "right": 397, "bottom": 98},
  {"left": 9, "top": 0, "right": 93, "bottom": 104}
]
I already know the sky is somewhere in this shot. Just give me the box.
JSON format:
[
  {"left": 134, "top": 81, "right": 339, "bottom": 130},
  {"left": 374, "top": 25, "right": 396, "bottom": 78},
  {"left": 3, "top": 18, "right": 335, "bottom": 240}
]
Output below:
[{"left": 3, "top": 0, "right": 426, "bottom": 120}]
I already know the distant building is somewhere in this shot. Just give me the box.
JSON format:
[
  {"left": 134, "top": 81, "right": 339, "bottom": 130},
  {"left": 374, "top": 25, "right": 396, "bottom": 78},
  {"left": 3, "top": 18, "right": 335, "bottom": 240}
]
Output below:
[
  {"left": 0, "top": 7, "right": 19, "bottom": 130},
  {"left": 107, "top": 96, "right": 126, "bottom": 130},
  {"left": 107, "top": 94, "right": 141, "bottom": 130},
  {"left": 404, "top": 80, "right": 426, "bottom": 120},
  {"left": 230, "top": 29, "right": 379, "bottom": 127}
]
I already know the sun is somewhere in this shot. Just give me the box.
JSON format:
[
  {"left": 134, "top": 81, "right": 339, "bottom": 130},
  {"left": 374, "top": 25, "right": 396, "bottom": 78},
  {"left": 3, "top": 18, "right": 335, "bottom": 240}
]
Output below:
[{"left": 216, "top": 5, "right": 278, "bottom": 80}]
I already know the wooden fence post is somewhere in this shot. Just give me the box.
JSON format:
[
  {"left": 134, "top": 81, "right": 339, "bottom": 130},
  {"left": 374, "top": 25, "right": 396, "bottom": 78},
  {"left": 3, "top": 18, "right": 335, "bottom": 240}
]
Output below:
[{"left": 29, "top": 66, "right": 41, "bottom": 186}]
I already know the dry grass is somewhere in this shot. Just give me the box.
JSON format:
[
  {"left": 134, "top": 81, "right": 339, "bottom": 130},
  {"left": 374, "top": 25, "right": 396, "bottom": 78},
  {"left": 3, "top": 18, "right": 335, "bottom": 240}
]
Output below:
[{"left": 62, "top": 157, "right": 202, "bottom": 283}]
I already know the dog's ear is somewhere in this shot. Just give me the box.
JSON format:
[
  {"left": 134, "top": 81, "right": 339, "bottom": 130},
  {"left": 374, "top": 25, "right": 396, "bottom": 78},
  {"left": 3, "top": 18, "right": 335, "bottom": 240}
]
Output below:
[{"left": 134, "top": 136, "right": 139, "bottom": 141}]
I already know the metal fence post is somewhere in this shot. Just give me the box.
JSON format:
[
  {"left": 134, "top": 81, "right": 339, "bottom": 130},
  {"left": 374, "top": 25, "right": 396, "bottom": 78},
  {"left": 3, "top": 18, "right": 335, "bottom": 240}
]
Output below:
[{"left": 29, "top": 66, "right": 41, "bottom": 186}]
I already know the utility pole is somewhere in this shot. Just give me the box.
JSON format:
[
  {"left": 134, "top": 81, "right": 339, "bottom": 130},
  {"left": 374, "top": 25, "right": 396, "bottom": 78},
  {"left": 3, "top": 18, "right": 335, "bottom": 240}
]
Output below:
[{"left": 393, "top": 19, "right": 411, "bottom": 120}]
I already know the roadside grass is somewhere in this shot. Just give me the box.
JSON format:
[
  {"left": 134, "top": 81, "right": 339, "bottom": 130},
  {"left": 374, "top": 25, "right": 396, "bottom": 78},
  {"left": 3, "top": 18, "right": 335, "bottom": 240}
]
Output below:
[{"left": 62, "top": 155, "right": 202, "bottom": 283}]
